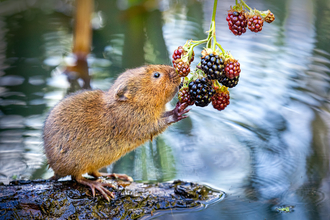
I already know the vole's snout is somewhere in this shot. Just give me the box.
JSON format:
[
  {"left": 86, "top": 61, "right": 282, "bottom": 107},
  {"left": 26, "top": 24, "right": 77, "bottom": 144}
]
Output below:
[{"left": 168, "top": 68, "right": 181, "bottom": 85}]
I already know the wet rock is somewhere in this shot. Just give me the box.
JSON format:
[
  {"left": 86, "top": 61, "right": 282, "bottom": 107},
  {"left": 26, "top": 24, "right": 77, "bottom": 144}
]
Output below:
[{"left": 0, "top": 179, "right": 224, "bottom": 219}]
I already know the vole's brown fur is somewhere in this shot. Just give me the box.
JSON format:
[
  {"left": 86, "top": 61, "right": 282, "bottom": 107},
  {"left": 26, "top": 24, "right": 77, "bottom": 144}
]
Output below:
[{"left": 43, "top": 65, "right": 187, "bottom": 200}]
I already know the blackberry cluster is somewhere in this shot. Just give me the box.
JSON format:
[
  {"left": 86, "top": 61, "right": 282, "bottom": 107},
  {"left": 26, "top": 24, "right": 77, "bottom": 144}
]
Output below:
[
  {"left": 220, "top": 76, "right": 239, "bottom": 88},
  {"left": 247, "top": 15, "right": 264, "bottom": 32},
  {"left": 212, "top": 89, "right": 230, "bottom": 111},
  {"left": 188, "top": 78, "right": 215, "bottom": 107},
  {"left": 178, "top": 87, "right": 195, "bottom": 106},
  {"left": 226, "top": 10, "right": 247, "bottom": 36},
  {"left": 201, "top": 54, "right": 225, "bottom": 80}
]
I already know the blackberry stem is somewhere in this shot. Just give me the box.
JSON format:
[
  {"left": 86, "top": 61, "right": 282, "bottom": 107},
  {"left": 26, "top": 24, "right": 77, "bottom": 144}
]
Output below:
[
  {"left": 216, "top": 43, "right": 225, "bottom": 54},
  {"left": 207, "top": 0, "right": 218, "bottom": 48},
  {"left": 259, "top": 10, "right": 270, "bottom": 17},
  {"left": 212, "top": 21, "right": 216, "bottom": 51},
  {"left": 217, "top": 80, "right": 222, "bottom": 88},
  {"left": 211, "top": 0, "right": 218, "bottom": 24},
  {"left": 240, "top": 0, "right": 251, "bottom": 11},
  {"left": 240, "top": 0, "right": 269, "bottom": 17},
  {"left": 184, "top": 39, "right": 208, "bottom": 62},
  {"left": 206, "top": 22, "right": 213, "bottom": 48}
]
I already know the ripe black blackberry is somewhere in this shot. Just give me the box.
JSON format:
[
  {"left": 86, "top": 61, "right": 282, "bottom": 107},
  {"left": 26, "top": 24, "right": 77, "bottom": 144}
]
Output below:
[
  {"left": 226, "top": 10, "right": 247, "bottom": 36},
  {"left": 220, "top": 76, "right": 239, "bottom": 88},
  {"left": 212, "top": 87, "right": 230, "bottom": 111},
  {"left": 178, "top": 87, "right": 195, "bottom": 106},
  {"left": 188, "top": 78, "right": 215, "bottom": 107},
  {"left": 201, "top": 53, "right": 225, "bottom": 80}
]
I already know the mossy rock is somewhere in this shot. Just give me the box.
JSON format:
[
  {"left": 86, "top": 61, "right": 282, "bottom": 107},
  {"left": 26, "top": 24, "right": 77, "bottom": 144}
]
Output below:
[{"left": 0, "top": 179, "right": 224, "bottom": 219}]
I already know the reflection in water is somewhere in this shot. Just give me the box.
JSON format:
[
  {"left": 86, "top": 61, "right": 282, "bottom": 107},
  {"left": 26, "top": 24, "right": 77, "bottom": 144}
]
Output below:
[{"left": 0, "top": 0, "right": 330, "bottom": 219}]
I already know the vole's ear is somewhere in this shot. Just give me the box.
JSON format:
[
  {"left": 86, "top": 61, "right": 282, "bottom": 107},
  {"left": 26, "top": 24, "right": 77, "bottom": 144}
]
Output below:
[{"left": 115, "top": 84, "right": 131, "bottom": 101}]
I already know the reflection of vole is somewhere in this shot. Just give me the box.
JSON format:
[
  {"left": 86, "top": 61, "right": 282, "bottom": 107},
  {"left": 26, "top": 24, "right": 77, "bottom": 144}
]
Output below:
[{"left": 43, "top": 65, "right": 189, "bottom": 200}]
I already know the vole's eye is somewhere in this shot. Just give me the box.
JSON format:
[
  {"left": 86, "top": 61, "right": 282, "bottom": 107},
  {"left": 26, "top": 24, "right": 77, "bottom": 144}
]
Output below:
[{"left": 153, "top": 72, "right": 160, "bottom": 78}]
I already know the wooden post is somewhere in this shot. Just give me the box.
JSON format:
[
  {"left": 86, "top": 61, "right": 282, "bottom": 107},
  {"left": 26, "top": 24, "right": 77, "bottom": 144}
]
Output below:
[
  {"left": 73, "top": 0, "right": 94, "bottom": 56},
  {"left": 65, "top": 0, "right": 94, "bottom": 91}
]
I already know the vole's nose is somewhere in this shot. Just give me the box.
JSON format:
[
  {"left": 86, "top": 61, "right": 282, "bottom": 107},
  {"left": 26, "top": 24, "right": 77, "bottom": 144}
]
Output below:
[
  {"left": 171, "top": 72, "right": 181, "bottom": 85},
  {"left": 168, "top": 67, "right": 180, "bottom": 84}
]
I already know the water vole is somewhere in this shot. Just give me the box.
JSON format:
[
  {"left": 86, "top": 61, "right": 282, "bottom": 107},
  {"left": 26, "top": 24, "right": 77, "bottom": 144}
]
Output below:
[{"left": 43, "top": 65, "right": 189, "bottom": 200}]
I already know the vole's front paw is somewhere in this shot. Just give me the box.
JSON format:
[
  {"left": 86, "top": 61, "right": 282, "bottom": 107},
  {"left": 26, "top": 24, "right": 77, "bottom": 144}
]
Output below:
[{"left": 167, "top": 102, "right": 190, "bottom": 124}]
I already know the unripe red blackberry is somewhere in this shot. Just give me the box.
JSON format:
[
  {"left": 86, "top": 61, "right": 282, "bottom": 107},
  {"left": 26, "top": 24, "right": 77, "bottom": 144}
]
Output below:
[
  {"left": 220, "top": 76, "right": 239, "bottom": 88},
  {"left": 226, "top": 10, "right": 247, "bottom": 36},
  {"left": 201, "top": 53, "right": 225, "bottom": 80},
  {"left": 172, "top": 46, "right": 184, "bottom": 62},
  {"left": 178, "top": 87, "right": 195, "bottom": 106},
  {"left": 247, "top": 14, "right": 264, "bottom": 32},
  {"left": 173, "top": 60, "right": 190, "bottom": 77},
  {"left": 264, "top": 10, "right": 275, "bottom": 23},
  {"left": 212, "top": 87, "right": 230, "bottom": 111},
  {"left": 188, "top": 77, "right": 215, "bottom": 107},
  {"left": 172, "top": 46, "right": 194, "bottom": 65},
  {"left": 224, "top": 59, "right": 241, "bottom": 79}
]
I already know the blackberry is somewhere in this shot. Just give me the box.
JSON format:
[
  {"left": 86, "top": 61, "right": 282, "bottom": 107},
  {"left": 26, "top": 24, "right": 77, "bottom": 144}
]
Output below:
[
  {"left": 173, "top": 60, "right": 190, "bottom": 77},
  {"left": 178, "top": 87, "right": 195, "bottom": 106},
  {"left": 201, "top": 53, "right": 225, "bottom": 80},
  {"left": 188, "top": 78, "right": 215, "bottom": 107},
  {"left": 172, "top": 46, "right": 184, "bottom": 62},
  {"left": 172, "top": 46, "right": 194, "bottom": 65},
  {"left": 264, "top": 10, "right": 275, "bottom": 23},
  {"left": 224, "top": 59, "right": 241, "bottom": 79},
  {"left": 220, "top": 76, "right": 239, "bottom": 88},
  {"left": 212, "top": 88, "right": 230, "bottom": 111},
  {"left": 247, "top": 14, "right": 264, "bottom": 32},
  {"left": 226, "top": 10, "right": 247, "bottom": 36}
]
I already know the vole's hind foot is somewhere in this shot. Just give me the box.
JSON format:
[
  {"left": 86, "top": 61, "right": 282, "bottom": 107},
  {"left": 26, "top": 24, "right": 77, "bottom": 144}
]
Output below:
[
  {"left": 100, "top": 172, "right": 134, "bottom": 182},
  {"left": 75, "top": 177, "right": 115, "bottom": 201}
]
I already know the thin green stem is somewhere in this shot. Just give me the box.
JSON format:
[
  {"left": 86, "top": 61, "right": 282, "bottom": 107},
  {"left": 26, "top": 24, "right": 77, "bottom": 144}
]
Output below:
[
  {"left": 206, "top": 0, "right": 218, "bottom": 49},
  {"left": 206, "top": 22, "right": 213, "bottom": 48},
  {"left": 211, "top": 0, "right": 218, "bottom": 22},
  {"left": 235, "top": 0, "right": 238, "bottom": 5},
  {"left": 216, "top": 42, "right": 225, "bottom": 54},
  {"left": 215, "top": 80, "right": 222, "bottom": 88},
  {"left": 191, "top": 39, "right": 208, "bottom": 45},
  {"left": 240, "top": 0, "right": 251, "bottom": 11},
  {"left": 211, "top": 21, "right": 216, "bottom": 51}
]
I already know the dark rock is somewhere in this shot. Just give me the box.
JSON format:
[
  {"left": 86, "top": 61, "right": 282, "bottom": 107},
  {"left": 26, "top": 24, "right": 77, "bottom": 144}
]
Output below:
[{"left": 0, "top": 179, "right": 225, "bottom": 219}]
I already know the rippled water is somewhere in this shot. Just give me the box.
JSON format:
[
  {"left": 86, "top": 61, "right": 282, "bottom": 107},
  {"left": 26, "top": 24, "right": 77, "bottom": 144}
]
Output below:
[{"left": 1, "top": 0, "right": 330, "bottom": 219}]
